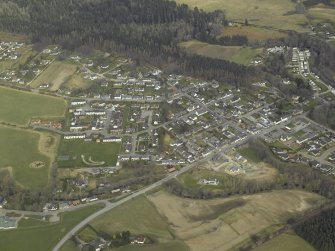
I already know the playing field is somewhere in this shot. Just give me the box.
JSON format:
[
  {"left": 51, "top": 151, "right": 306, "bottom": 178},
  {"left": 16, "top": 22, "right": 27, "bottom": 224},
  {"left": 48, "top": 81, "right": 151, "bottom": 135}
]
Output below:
[
  {"left": 0, "top": 86, "right": 67, "bottom": 126},
  {"left": 57, "top": 139, "right": 120, "bottom": 167},
  {"left": 30, "top": 61, "right": 78, "bottom": 91},
  {"left": 149, "top": 190, "right": 325, "bottom": 251},
  {"left": 78, "top": 195, "right": 189, "bottom": 251},
  {"left": 0, "top": 205, "right": 103, "bottom": 251},
  {"left": 180, "top": 40, "right": 262, "bottom": 65},
  {"left": 176, "top": 0, "right": 308, "bottom": 32},
  {"left": 220, "top": 26, "right": 288, "bottom": 41},
  {"left": 255, "top": 232, "right": 315, "bottom": 251},
  {"left": 0, "top": 126, "right": 59, "bottom": 190}
]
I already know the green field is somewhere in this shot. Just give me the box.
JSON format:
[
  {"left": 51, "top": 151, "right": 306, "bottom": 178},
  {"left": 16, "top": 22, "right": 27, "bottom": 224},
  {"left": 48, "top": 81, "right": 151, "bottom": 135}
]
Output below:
[
  {"left": 220, "top": 25, "right": 288, "bottom": 41},
  {"left": 176, "top": 0, "right": 308, "bottom": 32},
  {"left": 76, "top": 196, "right": 188, "bottom": 251},
  {"left": 0, "top": 205, "right": 103, "bottom": 251},
  {"left": 255, "top": 232, "right": 315, "bottom": 251},
  {"left": 57, "top": 139, "right": 120, "bottom": 167},
  {"left": 31, "top": 61, "right": 78, "bottom": 91},
  {"left": 180, "top": 40, "right": 262, "bottom": 65},
  {"left": 238, "top": 146, "right": 262, "bottom": 162},
  {"left": 0, "top": 126, "right": 51, "bottom": 190},
  {"left": 307, "top": 6, "right": 335, "bottom": 25},
  {"left": 0, "top": 86, "right": 67, "bottom": 125}
]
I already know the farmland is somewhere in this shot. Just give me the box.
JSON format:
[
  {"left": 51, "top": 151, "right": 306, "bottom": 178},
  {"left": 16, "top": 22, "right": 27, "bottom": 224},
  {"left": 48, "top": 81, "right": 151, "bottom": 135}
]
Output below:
[
  {"left": 30, "top": 61, "right": 78, "bottom": 91},
  {"left": 0, "top": 86, "right": 67, "bottom": 126},
  {"left": 307, "top": 6, "right": 335, "bottom": 25},
  {"left": 0, "top": 126, "right": 57, "bottom": 190},
  {"left": 77, "top": 195, "right": 189, "bottom": 251},
  {"left": 57, "top": 139, "right": 120, "bottom": 167},
  {"left": 0, "top": 204, "right": 103, "bottom": 251},
  {"left": 255, "top": 232, "right": 315, "bottom": 251},
  {"left": 148, "top": 190, "right": 325, "bottom": 251},
  {"left": 175, "top": 0, "right": 309, "bottom": 32},
  {"left": 180, "top": 40, "right": 262, "bottom": 65}
]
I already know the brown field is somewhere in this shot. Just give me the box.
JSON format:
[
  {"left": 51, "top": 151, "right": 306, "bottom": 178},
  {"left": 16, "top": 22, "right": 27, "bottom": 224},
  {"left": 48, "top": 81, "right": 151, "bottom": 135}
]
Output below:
[
  {"left": 0, "top": 32, "right": 29, "bottom": 42},
  {"left": 220, "top": 26, "right": 288, "bottom": 41},
  {"left": 31, "top": 61, "right": 78, "bottom": 91},
  {"left": 62, "top": 73, "right": 91, "bottom": 90},
  {"left": 149, "top": 190, "right": 325, "bottom": 251},
  {"left": 38, "top": 132, "right": 60, "bottom": 162}
]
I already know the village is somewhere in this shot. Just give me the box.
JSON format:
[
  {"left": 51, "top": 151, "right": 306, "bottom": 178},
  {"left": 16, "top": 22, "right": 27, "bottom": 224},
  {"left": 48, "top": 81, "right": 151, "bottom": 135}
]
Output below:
[{"left": 0, "top": 39, "right": 335, "bottom": 217}]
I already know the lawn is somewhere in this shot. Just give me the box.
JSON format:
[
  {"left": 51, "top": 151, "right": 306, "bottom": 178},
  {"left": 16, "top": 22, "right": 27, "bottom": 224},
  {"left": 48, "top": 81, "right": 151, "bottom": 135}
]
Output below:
[
  {"left": 175, "top": 0, "right": 309, "bottom": 32},
  {"left": 0, "top": 126, "right": 51, "bottom": 190},
  {"left": 0, "top": 86, "right": 67, "bottom": 126},
  {"left": 219, "top": 25, "right": 288, "bottom": 41},
  {"left": 254, "top": 232, "right": 315, "bottom": 251},
  {"left": 0, "top": 205, "right": 103, "bottom": 251},
  {"left": 30, "top": 61, "right": 78, "bottom": 91},
  {"left": 57, "top": 139, "right": 120, "bottom": 167},
  {"left": 180, "top": 40, "right": 262, "bottom": 65}
]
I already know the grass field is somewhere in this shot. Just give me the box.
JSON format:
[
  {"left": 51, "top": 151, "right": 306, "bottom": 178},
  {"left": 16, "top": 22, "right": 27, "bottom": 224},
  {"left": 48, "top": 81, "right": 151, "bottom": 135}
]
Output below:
[
  {"left": 238, "top": 146, "right": 262, "bottom": 162},
  {"left": 180, "top": 40, "right": 262, "bottom": 65},
  {"left": 30, "top": 61, "right": 78, "bottom": 91},
  {"left": 176, "top": 0, "right": 308, "bottom": 32},
  {"left": 57, "top": 139, "right": 120, "bottom": 167},
  {"left": 77, "top": 196, "right": 189, "bottom": 251},
  {"left": 149, "top": 190, "right": 325, "bottom": 251},
  {"left": 62, "top": 73, "right": 91, "bottom": 90},
  {"left": 219, "top": 25, "right": 288, "bottom": 41},
  {"left": 255, "top": 232, "right": 315, "bottom": 251},
  {"left": 0, "top": 205, "right": 103, "bottom": 251},
  {"left": 307, "top": 6, "right": 335, "bottom": 25},
  {"left": 0, "top": 86, "right": 67, "bottom": 126},
  {"left": 0, "top": 126, "right": 55, "bottom": 190}
]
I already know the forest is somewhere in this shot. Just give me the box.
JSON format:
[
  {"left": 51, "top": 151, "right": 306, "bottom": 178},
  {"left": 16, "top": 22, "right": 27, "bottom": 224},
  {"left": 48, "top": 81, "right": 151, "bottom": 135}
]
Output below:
[{"left": 295, "top": 207, "right": 335, "bottom": 251}]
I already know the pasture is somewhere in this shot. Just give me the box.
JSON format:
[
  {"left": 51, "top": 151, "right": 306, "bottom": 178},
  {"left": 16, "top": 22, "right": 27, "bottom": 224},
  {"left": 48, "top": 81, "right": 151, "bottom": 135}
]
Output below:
[
  {"left": 0, "top": 86, "right": 67, "bottom": 126},
  {"left": 149, "top": 190, "right": 325, "bottom": 251},
  {"left": 0, "top": 31, "right": 29, "bottom": 42},
  {"left": 180, "top": 40, "right": 262, "bottom": 65},
  {"left": 0, "top": 205, "right": 103, "bottom": 251},
  {"left": 78, "top": 196, "right": 189, "bottom": 250},
  {"left": 255, "top": 232, "right": 315, "bottom": 251},
  {"left": 30, "top": 61, "right": 78, "bottom": 91},
  {"left": 0, "top": 126, "right": 56, "bottom": 190},
  {"left": 307, "top": 6, "right": 335, "bottom": 25},
  {"left": 57, "top": 139, "right": 120, "bottom": 167},
  {"left": 176, "top": 0, "right": 308, "bottom": 32}
]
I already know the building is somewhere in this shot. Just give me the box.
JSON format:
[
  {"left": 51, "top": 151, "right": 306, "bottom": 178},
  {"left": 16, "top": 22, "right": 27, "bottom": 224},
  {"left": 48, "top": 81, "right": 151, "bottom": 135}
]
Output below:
[{"left": 203, "top": 178, "right": 219, "bottom": 185}]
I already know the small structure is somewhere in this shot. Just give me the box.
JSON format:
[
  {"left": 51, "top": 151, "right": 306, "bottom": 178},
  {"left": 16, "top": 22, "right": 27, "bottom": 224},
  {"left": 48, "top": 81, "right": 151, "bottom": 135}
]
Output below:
[{"left": 203, "top": 178, "right": 219, "bottom": 186}]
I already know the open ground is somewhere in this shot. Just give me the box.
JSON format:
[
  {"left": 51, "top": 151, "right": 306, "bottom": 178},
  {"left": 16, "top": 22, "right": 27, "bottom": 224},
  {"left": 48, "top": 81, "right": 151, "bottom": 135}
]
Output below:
[
  {"left": 180, "top": 40, "right": 262, "bottom": 65},
  {"left": 31, "top": 61, "right": 78, "bottom": 91},
  {"left": 57, "top": 139, "right": 120, "bottom": 167},
  {"left": 0, "top": 126, "right": 59, "bottom": 190},
  {"left": 255, "top": 232, "right": 315, "bottom": 251},
  {"left": 175, "top": 0, "right": 309, "bottom": 32},
  {"left": 0, "top": 86, "right": 67, "bottom": 126},
  {"left": 148, "top": 190, "right": 325, "bottom": 251},
  {"left": 0, "top": 205, "right": 103, "bottom": 251},
  {"left": 77, "top": 195, "right": 189, "bottom": 251}
]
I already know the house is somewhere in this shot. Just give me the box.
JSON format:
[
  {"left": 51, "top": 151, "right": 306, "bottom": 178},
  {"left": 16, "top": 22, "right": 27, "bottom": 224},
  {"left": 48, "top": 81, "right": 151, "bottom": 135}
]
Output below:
[
  {"left": 64, "top": 134, "right": 86, "bottom": 140},
  {"left": 131, "top": 236, "right": 146, "bottom": 244},
  {"left": 203, "top": 178, "right": 219, "bottom": 185},
  {"left": 102, "top": 137, "right": 122, "bottom": 143}
]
